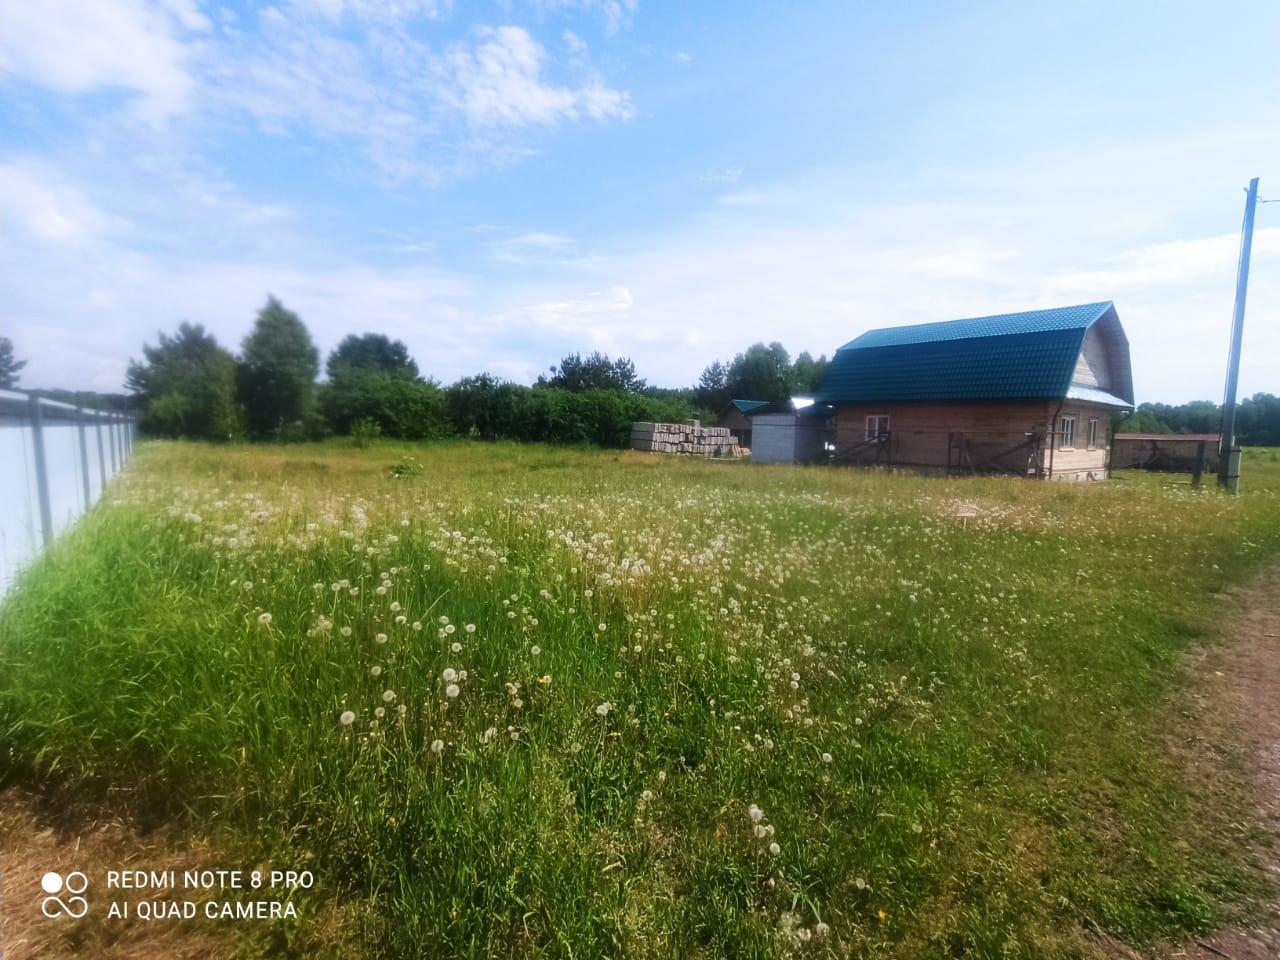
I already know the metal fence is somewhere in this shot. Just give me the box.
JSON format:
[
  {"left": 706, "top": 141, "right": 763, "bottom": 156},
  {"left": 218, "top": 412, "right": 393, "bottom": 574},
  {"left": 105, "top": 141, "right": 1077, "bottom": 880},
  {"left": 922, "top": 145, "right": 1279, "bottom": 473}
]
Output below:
[{"left": 0, "top": 389, "right": 137, "bottom": 597}]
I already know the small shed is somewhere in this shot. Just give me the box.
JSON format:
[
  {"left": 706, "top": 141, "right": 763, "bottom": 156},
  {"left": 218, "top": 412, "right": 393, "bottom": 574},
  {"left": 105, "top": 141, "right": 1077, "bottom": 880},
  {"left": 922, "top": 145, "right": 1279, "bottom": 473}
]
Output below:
[
  {"left": 747, "top": 397, "right": 836, "bottom": 465},
  {"left": 717, "top": 399, "right": 768, "bottom": 450}
]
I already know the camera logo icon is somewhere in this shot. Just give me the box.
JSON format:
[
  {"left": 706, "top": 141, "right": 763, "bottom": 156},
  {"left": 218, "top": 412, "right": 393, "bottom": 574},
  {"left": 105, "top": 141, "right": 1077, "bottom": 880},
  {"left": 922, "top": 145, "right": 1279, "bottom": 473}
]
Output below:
[{"left": 40, "top": 871, "right": 89, "bottom": 919}]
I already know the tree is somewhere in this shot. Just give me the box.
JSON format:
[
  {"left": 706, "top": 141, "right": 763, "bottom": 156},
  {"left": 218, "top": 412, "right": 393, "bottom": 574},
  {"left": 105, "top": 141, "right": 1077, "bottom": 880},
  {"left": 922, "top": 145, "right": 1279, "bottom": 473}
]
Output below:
[
  {"left": 125, "top": 323, "right": 240, "bottom": 439},
  {"left": 695, "top": 360, "right": 731, "bottom": 411},
  {"left": 326, "top": 333, "right": 418, "bottom": 381},
  {"left": 726, "top": 342, "right": 793, "bottom": 402},
  {"left": 538, "top": 351, "right": 646, "bottom": 393},
  {"left": 0, "top": 336, "right": 26, "bottom": 389},
  {"left": 791, "top": 351, "right": 829, "bottom": 395},
  {"left": 237, "top": 297, "right": 320, "bottom": 441}
]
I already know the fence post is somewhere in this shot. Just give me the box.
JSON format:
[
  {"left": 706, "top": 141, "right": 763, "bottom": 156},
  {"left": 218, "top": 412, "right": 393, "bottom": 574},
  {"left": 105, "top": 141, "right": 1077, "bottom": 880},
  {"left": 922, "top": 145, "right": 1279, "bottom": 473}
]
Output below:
[
  {"left": 95, "top": 411, "right": 107, "bottom": 491},
  {"left": 28, "top": 395, "right": 54, "bottom": 548},
  {"left": 78, "top": 410, "right": 92, "bottom": 510},
  {"left": 108, "top": 412, "right": 118, "bottom": 474}
]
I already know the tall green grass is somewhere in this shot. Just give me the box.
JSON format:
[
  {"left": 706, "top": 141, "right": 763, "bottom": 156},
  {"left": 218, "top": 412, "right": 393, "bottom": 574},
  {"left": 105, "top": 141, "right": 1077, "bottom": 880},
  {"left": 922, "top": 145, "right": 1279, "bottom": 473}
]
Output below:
[{"left": 3, "top": 440, "right": 1279, "bottom": 958}]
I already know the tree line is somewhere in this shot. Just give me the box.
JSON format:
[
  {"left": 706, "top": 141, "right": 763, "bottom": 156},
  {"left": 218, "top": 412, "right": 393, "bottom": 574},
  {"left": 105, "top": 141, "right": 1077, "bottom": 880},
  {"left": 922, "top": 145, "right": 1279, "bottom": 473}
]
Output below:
[
  {"left": 1114, "top": 397, "right": 1280, "bottom": 446},
  {"left": 104, "top": 297, "right": 836, "bottom": 447}
]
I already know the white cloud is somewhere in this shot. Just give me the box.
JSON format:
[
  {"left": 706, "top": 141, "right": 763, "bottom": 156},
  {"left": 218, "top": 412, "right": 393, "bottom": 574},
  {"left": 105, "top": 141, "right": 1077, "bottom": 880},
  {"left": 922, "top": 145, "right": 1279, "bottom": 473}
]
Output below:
[
  {"left": 0, "top": 161, "right": 120, "bottom": 243},
  {"left": 285, "top": 0, "right": 447, "bottom": 22},
  {"left": 529, "top": 0, "right": 637, "bottom": 35},
  {"left": 438, "top": 26, "right": 632, "bottom": 128},
  {"left": 0, "top": 0, "right": 208, "bottom": 122},
  {"left": 699, "top": 167, "right": 743, "bottom": 184}
]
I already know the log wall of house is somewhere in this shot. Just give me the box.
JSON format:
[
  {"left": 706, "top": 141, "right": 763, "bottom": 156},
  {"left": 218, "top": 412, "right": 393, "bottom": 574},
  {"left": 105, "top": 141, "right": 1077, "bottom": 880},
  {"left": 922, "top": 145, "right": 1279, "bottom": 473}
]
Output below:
[
  {"left": 1071, "top": 326, "right": 1113, "bottom": 389},
  {"left": 836, "top": 401, "right": 1052, "bottom": 473},
  {"left": 1045, "top": 403, "right": 1111, "bottom": 480},
  {"left": 835, "top": 400, "right": 1115, "bottom": 479}
]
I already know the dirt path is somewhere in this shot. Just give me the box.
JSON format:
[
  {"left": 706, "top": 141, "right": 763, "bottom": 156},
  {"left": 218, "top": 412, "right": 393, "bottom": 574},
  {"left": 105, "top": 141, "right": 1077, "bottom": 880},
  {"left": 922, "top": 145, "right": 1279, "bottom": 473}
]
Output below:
[
  {"left": 1173, "top": 564, "right": 1280, "bottom": 960},
  {"left": 0, "top": 790, "right": 235, "bottom": 959}
]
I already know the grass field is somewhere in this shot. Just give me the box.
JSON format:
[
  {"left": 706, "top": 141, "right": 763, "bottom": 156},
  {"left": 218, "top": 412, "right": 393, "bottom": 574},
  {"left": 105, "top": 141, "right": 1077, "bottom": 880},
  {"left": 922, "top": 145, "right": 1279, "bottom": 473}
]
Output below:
[{"left": 3, "top": 441, "right": 1280, "bottom": 958}]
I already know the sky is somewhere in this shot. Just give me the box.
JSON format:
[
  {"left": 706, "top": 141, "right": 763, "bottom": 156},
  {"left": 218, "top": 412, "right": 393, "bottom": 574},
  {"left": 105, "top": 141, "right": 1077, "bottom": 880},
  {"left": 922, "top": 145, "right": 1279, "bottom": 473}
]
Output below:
[{"left": 1, "top": 0, "right": 1278, "bottom": 404}]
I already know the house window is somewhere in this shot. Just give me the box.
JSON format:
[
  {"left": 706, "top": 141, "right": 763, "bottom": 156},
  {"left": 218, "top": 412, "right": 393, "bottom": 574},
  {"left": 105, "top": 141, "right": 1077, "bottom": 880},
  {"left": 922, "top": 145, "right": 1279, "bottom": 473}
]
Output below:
[
  {"left": 1060, "top": 416, "right": 1076, "bottom": 449},
  {"left": 865, "top": 415, "right": 890, "bottom": 441},
  {"left": 1087, "top": 418, "right": 1099, "bottom": 450}
]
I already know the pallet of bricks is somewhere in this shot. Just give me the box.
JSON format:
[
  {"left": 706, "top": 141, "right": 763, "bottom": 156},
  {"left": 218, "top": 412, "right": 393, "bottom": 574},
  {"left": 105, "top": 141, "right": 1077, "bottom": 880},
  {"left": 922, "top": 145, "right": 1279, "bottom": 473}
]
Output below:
[{"left": 630, "top": 420, "right": 745, "bottom": 457}]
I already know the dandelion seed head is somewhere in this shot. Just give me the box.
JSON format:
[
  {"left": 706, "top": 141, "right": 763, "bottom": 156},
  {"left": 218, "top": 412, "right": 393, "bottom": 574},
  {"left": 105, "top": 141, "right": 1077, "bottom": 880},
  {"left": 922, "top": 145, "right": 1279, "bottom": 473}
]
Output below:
[
  {"left": 376, "top": 633, "right": 388, "bottom": 645},
  {"left": 258, "top": 612, "right": 272, "bottom": 624},
  {"left": 768, "top": 842, "right": 781, "bottom": 855},
  {"left": 339, "top": 710, "right": 355, "bottom": 725},
  {"left": 442, "top": 668, "right": 457, "bottom": 683},
  {"left": 445, "top": 683, "right": 460, "bottom": 699},
  {"left": 382, "top": 689, "right": 396, "bottom": 702},
  {"left": 430, "top": 739, "right": 444, "bottom": 754},
  {"left": 450, "top": 642, "right": 462, "bottom": 653}
]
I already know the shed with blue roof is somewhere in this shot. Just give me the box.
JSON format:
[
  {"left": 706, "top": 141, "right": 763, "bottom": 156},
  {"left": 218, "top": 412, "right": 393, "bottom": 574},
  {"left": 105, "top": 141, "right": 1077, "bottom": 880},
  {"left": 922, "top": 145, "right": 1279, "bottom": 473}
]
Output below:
[
  {"left": 815, "top": 302, "right": 1133, "bottom": 479},
  {"left": 716, "top": 399, "right": 769, "bottom": 449}
]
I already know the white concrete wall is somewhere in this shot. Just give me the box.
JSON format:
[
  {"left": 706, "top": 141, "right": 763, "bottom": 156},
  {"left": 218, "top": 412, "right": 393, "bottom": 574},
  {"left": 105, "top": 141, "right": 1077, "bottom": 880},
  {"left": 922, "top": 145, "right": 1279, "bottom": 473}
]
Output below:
[{"left": 0, "top": 403, "right": 131, "bottom": 599}]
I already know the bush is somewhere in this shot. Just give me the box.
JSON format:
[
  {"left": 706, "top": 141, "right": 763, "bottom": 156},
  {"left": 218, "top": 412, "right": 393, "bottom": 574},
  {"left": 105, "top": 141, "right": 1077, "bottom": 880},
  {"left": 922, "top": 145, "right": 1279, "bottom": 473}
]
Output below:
[
  {"left": 444, "top": 379, "right": 696, "bottom": 448},
  {"left": 321, "top": 373, "right": 452, "bottom": 441}
]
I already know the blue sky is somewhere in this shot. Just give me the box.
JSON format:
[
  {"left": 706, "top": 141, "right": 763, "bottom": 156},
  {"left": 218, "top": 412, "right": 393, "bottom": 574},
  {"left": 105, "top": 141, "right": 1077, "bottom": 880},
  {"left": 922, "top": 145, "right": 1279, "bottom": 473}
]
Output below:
[{"left": 2, "top": 0, "right": 1278, "bottom": 403}]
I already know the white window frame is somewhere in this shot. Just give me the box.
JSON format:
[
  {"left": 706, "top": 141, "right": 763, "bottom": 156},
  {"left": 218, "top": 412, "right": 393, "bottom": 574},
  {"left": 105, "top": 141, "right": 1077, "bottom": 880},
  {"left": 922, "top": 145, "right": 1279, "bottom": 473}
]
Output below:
[
  {"left": 1087, "top": 418, "right": 1099, "bottom": 450},
  {"left": 1060, "top": 416, "right": 1076, "bottom": 450},
  {"left": 865, "top": 414, "right": 890, "bottom": 441}
]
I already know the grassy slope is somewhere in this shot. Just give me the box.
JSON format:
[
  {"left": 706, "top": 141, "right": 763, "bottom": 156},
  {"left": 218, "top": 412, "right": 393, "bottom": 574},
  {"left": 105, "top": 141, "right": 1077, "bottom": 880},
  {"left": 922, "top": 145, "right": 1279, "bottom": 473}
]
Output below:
[{"left": 2, "top": 441, "right": 1279, "bottom": 958}]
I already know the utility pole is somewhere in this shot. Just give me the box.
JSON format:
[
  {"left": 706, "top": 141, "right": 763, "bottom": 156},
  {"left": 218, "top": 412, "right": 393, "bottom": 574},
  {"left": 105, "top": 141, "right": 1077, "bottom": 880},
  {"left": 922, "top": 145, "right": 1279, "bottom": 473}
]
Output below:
[{"left": 1217, "top": 177, "right": 1259, "bottom": 491}]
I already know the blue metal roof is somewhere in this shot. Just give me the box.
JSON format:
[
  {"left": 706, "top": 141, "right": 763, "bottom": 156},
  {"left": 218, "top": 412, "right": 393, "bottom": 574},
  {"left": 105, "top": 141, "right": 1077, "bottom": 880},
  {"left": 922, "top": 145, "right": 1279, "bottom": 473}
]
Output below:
[
  {"left": 818, "top": 302, "right": 1133, "bottom": 405},
  {"left": 837, "top": 302, "right": 1114, "bottom": 351},
  {"left": 731, "top": 399, "right": 769, "bottom": 413}
]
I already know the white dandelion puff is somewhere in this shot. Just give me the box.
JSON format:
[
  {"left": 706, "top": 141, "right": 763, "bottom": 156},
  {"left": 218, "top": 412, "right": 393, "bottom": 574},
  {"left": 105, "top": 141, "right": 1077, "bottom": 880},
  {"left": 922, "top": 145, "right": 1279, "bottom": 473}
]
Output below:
[
  {"left": 445, "top": 683, "right": 460, "bottom": 699},
  {"left": 339, "top": 710, "right": 355, "bottom": 725}
]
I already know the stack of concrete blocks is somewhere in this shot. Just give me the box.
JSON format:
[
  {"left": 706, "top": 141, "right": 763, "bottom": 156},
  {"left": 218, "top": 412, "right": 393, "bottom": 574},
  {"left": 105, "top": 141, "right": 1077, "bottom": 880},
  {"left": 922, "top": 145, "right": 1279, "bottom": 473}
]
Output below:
[{"left": 630, "top": 419, "right": 746, "bottom": 458}]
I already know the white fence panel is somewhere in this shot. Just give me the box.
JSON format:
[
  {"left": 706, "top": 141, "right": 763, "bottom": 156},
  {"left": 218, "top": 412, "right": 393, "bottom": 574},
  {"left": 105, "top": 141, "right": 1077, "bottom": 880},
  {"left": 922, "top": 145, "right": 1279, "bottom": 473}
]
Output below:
[{"left": 0, "top": 390, "right": 136, "bottom": 598}]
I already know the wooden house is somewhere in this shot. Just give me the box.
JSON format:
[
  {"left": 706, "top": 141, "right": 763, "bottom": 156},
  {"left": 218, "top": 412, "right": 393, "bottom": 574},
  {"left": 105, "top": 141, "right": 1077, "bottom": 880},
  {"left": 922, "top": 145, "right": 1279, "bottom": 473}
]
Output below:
[{"left": 816, "top": 301, "right": 1134, "bottom": 480}]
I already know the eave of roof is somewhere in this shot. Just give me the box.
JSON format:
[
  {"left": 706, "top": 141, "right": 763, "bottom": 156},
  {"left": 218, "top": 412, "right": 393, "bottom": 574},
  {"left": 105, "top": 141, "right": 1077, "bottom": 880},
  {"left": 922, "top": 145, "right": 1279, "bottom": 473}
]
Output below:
[{"left": 1065, "top": 384, "right": 1132, "bottom": 409}]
